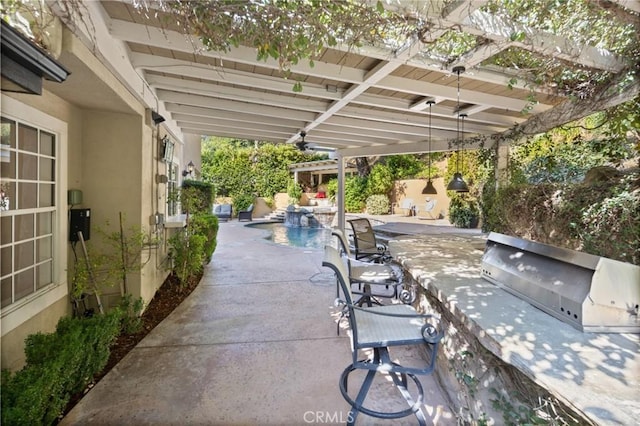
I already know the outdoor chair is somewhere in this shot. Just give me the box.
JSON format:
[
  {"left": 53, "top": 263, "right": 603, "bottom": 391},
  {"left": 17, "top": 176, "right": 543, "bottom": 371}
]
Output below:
[
  {"left": 213, "top": 204, "right": 232, "bottom": 221},
  {"left": 347, "top": 218, "right": 392, "bottom": 263},
  {"left": 418, "top": 197, "right": 438, "bottom": 220},
  {"left": 397, "top": 198, "right": 414, "bottom": 216},
  {"left": 322, "top": 245, "right": 444, "bottom": 426},
  {"left": 238, "top": 204, "right": 254, "bottom": 221},
  {"left": 331, "top": 229, "right": 416, "bottom": 308}
]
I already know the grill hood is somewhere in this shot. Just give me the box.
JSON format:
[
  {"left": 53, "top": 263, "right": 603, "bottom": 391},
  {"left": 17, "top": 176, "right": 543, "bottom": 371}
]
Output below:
[{"left": 481, "top": 232, "right": 640, "bottom": 333}]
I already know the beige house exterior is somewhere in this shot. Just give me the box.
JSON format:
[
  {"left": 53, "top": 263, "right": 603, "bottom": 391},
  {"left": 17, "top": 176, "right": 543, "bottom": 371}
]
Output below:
[{"left": 1, "top": 21, "right": 191, "bottom": 370}]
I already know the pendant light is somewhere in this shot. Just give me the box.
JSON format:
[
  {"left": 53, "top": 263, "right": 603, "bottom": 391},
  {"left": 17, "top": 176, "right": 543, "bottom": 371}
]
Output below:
[
  {"left": 447, "top": 66, "right": 469, "bottom": 192},
  {"left": 422, "top": 100, "right": 437, "bottom": 194}
]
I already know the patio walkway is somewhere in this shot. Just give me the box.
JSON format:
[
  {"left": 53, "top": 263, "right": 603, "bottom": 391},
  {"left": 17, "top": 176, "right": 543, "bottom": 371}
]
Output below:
[{"left": 61, "top": 218, "right": 460, "bottom": 425}]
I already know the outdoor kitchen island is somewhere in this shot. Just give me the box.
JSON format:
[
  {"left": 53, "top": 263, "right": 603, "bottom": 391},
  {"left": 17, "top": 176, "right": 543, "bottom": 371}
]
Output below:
[{"left": 388, "top": 233, "right": 639, "bottom": 425}]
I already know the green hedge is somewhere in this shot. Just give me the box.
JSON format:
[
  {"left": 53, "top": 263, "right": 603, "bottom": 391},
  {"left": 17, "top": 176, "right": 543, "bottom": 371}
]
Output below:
[
  {"left": 190, "top": 213, "right": 219, "bottom": 263},
  {"left": 182, "top": 180, "right": 213, "bottom": 213},
  {"left": 1, "top": 311, "right": 122, "bottom": 425}
]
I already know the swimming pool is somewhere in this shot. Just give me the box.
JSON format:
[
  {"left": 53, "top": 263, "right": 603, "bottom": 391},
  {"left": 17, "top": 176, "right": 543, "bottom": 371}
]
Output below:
[{"left": 249, "top": 222, "right": 333, "bottom": 249}]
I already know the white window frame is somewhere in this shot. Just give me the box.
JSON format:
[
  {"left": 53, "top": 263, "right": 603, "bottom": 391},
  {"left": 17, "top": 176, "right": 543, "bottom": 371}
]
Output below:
[{"left": 1, "top": 95, "right": 68, "bottom": 336}]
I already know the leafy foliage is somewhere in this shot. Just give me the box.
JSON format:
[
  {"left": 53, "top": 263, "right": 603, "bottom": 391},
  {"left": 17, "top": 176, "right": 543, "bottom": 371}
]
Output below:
[
  {"left": 482, "top": 0, "right": 639, "bottom": 98},
  {"left": 231, "top": 193, "right": 254, "bottom": 213},
  {"left": 344, "top": 175, "right": 368, "bottom": 213},
  {"left": 181, "top": 180, "right": 213, "bottom": 213},
  {"left": 169, "top": 229, "right": 206, "bottom": 285},
  {"left": 286, "top": 178, "right": 303, "bottom": 204},
  {"left": 201, "top": 138, "right": 318, "bottom": 199},
  {"left": 365, "top": 194, "right": 390, "bottom": 215},
  {"left": 510, "top": 114, "right": 635, "bottom": 184},
  {"left": 71, "top": 215, "right": 157, "bottom": 303},
  {"left": 1, "top": 311, "right": 122, "bottom": 425},
  {"left": 326, "top": 178, "right": 338, "bottom": 201},
  {"left": 577, "top": 176, "right": 640, "bottom": 264},
  {"left": 169, "top": 185, "right": 220, "bottom": 285},
  {"left": 449, "top": 195, "right": 480, "bottom": 228},
  {"left": 385, "top": 155, "right": 427, "bottom": 180},
  {"left": 482, "top": 174, "right": 640, "bottom": 265},
  {"left": 151, "top": 0, "right": 412, "bottom": 82},
  {"left": 366, "top": 163, "right": 394, "bottom": 195},
  {"left": 189, "top": 213, "right": 219, "bottom": 264}
]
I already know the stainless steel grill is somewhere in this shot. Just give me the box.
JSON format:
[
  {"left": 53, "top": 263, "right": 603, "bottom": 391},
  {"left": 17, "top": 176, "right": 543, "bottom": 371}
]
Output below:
[{"left": 481, "top": 232, "right": 640, "bottom": 333}]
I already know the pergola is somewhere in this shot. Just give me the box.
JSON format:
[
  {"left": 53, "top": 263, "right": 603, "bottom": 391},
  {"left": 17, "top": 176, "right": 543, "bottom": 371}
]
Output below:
[
  {"left": 60, "top": 1, "right": 636, "bottom": 152},
  {"left": 51, "top": 0, "right": 639, "bottom": 224}
]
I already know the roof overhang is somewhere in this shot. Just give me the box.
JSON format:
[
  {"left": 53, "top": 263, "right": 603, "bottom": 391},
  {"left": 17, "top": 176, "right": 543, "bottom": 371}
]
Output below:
[{"left": 1, "top": 20, "right": 70, "bottom": 95}]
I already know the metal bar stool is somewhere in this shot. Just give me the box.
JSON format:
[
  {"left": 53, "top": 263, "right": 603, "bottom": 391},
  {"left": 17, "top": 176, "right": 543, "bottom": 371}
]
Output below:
[{"left": 323, "top": 245, "right": 443, "bottom": 425}]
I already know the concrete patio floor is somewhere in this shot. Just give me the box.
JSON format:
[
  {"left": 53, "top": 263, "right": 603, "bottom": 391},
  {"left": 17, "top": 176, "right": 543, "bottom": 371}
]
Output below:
[{"left": 61, "top": 218, "right": 461, "bottom": 425}]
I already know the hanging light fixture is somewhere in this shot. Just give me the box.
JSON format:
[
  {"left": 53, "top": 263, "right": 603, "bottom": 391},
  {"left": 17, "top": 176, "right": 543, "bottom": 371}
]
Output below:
[
  {"left": 422, "top": 100, "right": 437, "bottom": 194},
  {"left": 447, "top": 66, "right": 469, "bottom": 192}
]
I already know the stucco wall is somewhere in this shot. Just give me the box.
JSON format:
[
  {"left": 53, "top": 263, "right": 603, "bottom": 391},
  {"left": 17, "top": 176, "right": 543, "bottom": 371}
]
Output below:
[
  {"left": 391, "top": 178, "right": 450, "bottom": 219},
  {"left": 0, "top": 26, "right": 173, "bottom": 369}
]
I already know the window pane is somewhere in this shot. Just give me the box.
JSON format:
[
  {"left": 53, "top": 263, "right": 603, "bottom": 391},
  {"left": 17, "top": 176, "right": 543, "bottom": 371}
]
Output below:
[
  {"left": 37, "top": 236, "right": 52, "bottom": 262},
  {"left": 37, "top": 261, "right": 52, "bottom": 289},
  {"left": 40, "top": 158, "right": 54, "bottom": 181},
  {"left": 18, "top": 182, "right": 36, "bottom": 209},
  {"left": 1, "top": 118, "right": 16, "bottom": 148},
  {"left": 1, "top": 150, "right": 15, "bottom": 178},
  {"left": 14, "top": 268, "right": 34, "bottom": 301},
  {"left": 39, "top": 183, "right": 54, "bottom": 207},
  {"left": 1, "top": 246, "right": 12, "bottom": 276},
  {"left": 1, "top": 216, "right": 11, "bottom": 244},
  {"left": 37, "top": 212, "right": 52, "bottom": 236},
  {"left": 18, "top": 124, "right": 37, "bottom": 153},
  {"left": 1, "top": 181, "right": 15, "bottom": 210},
  {"left": 40, "top": 132, "right": 55, "bottom": 156},
  {"left": 15, "top": 214, "right": 34, "bottom": 241},
  {"left": 15, "top": 240, "right": 34, "bottom": 270},
  {"left": 18, "top": 153, "right": 37, "bottom": 180},
  {"left": 1, "top": 277, "right": 12, "bottom": 308}
]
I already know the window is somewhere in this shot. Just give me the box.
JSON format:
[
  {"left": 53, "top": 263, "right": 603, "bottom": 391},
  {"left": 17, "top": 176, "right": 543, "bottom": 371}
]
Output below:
[
  {"left": 167, "top": 162, "right": 178, "bottom": 216},
  {"left": 1, "top": 117, "right": 56, "bottom": 308}
]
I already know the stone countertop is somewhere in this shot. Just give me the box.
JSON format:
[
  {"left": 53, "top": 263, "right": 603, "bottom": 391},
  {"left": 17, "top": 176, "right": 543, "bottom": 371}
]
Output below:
[{"left": 389, "top": 233, "right": 640, "bottom": 426}]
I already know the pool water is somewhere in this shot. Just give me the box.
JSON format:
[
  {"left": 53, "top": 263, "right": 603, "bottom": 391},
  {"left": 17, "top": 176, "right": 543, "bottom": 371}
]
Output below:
[{"left": 250, "top": 222, "right": 333, "bottom": 249}]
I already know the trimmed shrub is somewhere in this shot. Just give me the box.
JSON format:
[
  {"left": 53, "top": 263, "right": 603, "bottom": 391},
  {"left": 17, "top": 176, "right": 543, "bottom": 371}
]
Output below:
[
  {"left": 181, "top": 180, "right": 213, "bottom": 213},
  {"left": 190, "top": 213, "right": 219, "bottom": 263},
  {"left": 1, "top": 311, "right": 122, "bottom": 425},
  {"left": 366, "top": 194, "right": 390, "bottom": 215},
  {"left": 169, "top": 230, "right": 207, "bottom": 285}
]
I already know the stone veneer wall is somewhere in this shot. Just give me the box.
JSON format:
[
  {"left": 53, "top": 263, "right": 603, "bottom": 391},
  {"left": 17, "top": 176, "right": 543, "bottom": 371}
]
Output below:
[{"left": 405, "top": 274, "right": 591, "bottom": 425}]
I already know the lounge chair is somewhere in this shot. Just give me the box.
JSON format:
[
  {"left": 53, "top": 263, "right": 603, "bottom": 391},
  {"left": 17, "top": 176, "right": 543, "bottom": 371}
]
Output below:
[
  {"left": 213, "top": 204, "right": 232, "bottom": 221},
  {"left": 331, "top": 229, "right": 415, "bottom": 306},
  {"left": 322, "top": 245, "right": 443, "bottom": 426},
  {"left": 238, "top": 204, "right": 254, "bottom": 221},
  {"left": 347, "top": 217, "right": 392, "bottom": 263}
]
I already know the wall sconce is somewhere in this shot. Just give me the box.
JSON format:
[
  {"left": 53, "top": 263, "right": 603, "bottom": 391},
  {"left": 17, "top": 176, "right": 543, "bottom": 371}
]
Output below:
[
  {"left": 152, "top": 111, "right": 165, "bottom": 125},
  {"left": 182, "top": 161, "right": 195, "bottom": 177}
]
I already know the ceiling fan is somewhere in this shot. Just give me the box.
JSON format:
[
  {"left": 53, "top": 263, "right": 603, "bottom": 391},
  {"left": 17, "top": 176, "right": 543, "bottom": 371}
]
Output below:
[{"left": 295, "top": 131, "right": 335, "bottom": 153}]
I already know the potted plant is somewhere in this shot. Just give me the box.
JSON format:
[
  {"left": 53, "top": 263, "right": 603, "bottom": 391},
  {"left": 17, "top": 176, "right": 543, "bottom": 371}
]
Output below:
[{"left": 449, "top": 195, "right": 479, "bottom": 228}]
